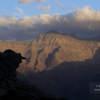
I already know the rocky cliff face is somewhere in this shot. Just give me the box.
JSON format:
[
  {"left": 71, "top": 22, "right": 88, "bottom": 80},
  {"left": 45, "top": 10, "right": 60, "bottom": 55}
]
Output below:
[
  {"left": 28, "top": 31, "right": 100, "bottom": 71},
  {"left": 0, "top": 30, "right": 100, "bottom": 100},
  {"left": 0, "top": 31, "right": 100, "bottom": 72}
]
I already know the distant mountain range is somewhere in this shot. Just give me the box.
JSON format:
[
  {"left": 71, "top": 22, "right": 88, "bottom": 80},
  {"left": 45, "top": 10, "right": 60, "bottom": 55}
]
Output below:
[{"left": 1, "top": 30, "right": 100, "bottom": 100}]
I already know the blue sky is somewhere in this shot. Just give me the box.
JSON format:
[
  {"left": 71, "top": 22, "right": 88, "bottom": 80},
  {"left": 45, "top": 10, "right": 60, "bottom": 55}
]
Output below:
[
  {"left": 0, "top": 0, "right": 100, "bottom": 41},
  {"left": 0, "top": 0, "right": 100, "bottom": 17}
]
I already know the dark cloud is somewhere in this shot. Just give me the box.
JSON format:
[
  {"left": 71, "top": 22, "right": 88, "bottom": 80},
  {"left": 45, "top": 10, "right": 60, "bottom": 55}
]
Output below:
[{"left": 0, "top": 6, "right": 100, "bottom": 41}]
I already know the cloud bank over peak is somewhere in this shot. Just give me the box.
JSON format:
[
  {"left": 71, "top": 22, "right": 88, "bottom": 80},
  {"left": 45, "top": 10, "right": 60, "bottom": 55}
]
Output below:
[
  {"left": 72, "top": 6, "right": 100, "bottom": 21},
  {"left": 0, "top": 6, "right": 100, "bottom": 41}
]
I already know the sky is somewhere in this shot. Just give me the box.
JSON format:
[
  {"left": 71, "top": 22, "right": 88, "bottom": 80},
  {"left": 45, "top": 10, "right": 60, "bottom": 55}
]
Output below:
[{"left": 0, "top": 0, "right": 100, "bottom": 41}]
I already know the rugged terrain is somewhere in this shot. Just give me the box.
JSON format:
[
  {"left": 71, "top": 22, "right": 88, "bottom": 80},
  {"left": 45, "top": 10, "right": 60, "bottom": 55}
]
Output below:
[{"left": 0, "top": 30, "right": 100, "bottom": 100}]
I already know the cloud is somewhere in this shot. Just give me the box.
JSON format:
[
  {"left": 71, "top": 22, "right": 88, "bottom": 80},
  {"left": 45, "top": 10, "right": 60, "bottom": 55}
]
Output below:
[
  {"left": 33, "top": 0, "right": 46, "bottom": 3},
  {"left": 18, "top": 0, "right": 45, "bottom": 4},
  {"left": 70, "top": 4, "right": 78, "bottom": 10},
  {"left": 38, "top": 5, "right": 50, "bottom": 12},
  {"left": 55, "top": 0, "right": 67, "bottom": 10},
  {"left": 13, "top": 6, "right": 25, "bottom": 18},
  {"left": 15, "top": 6, "right": 24, "bottom": 15},
  {"left": 88, "top": 24, "right": 94, "bottom": 31},
  {"left": 0, "top": 6, "right": 100, "bottom": 41},
  {"left": 18, "top": 0, "right": 32, "bottom": 4}
]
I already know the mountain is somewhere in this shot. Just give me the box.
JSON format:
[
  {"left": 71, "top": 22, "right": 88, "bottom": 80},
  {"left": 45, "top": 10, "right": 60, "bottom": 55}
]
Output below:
[{"left": 0, "top": 30, "right": 100, "bottom": 100}]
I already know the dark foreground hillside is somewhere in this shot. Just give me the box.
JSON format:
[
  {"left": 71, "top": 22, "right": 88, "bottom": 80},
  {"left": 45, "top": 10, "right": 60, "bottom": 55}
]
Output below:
[{"left": 0, "top": 49, "right": 67, "bottom": 100}]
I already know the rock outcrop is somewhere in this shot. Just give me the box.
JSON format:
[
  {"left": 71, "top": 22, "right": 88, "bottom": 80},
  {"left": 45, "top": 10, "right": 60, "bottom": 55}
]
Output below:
[{"left": 0, "top": 49, "right": 67, "bottom": 100}]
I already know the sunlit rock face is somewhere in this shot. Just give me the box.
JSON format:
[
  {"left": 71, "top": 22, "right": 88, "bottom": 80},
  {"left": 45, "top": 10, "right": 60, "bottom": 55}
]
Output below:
[{"left": 0, "top": 30, "right": 100, "bottom": 72}]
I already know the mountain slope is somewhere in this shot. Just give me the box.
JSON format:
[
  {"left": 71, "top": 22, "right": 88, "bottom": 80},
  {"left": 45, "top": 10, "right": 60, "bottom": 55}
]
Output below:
[
  {"left": 0, "top": 30, "right": 100, "bottom": 99},
  {"left": 0, "top": 30, "right": 100, "bottom": 71},
  {"left": 23, "top": 30, "right": 100, "bottom": 72}
]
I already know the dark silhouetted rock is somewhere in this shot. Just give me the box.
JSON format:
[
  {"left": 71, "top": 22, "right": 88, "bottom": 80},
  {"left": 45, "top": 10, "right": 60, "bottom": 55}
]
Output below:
[{"left": 0, "top": 49, "right": 67, "bottom": 100}]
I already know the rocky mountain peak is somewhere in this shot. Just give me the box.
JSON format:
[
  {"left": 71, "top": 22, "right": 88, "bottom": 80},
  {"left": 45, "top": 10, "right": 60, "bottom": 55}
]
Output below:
[
  {"left": 46, "top": 30, "right": 60, "bottom": 34},
  {"left": 45, "top": 30, "right": 76, "bottom": 37},
  {"left": 36, "top": 30, "right": 77, "bottom": 44}
]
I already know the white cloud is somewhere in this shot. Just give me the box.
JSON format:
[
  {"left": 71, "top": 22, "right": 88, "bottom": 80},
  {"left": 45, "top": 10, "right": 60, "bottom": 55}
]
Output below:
[
  {"left": 15, "top": 6, "right": 24, "bottom": 15},
  {"left": 18, "top": 0, "right": 32, "bottom": 4},
  {"left": 38, "top": 5, "right": 50, "bottom": 12},
  {"left": 18, "top": 0, "right": 46, "bottom": 4},
  {"left": 33, "top": 0, "right": 46, "bottom": 3},
  {"left": 55, "top": 0, "right": 67, "bottom": 10},
  {"left": 70, "top": 4, "right": 78, "bottom": 10},
  {"left": 13, "top": 6, "right": 25, "bottom": 18},
  {"left": 0, "top": 6, "right": 100, "bottom": 41}
]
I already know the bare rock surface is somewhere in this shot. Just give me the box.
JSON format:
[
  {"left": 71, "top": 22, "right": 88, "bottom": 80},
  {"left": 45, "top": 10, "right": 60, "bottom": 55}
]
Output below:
[{"left": 0, "top": 31, "right": 100, "bottom": 72}]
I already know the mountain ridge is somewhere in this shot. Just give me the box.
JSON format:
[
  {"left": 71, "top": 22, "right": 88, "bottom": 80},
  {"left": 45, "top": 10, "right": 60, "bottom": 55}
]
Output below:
[
  {"left": 0, "top": 30, "right": 100, "bottom": 99},
  {"left": 0, "top": 30, "right": 100, "bottom": 71}
]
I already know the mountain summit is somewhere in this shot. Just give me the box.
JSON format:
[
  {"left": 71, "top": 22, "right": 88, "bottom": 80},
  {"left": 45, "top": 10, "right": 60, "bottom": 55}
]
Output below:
[{"left": 46, "top": 30, "right": 60, "bottom": 34}]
